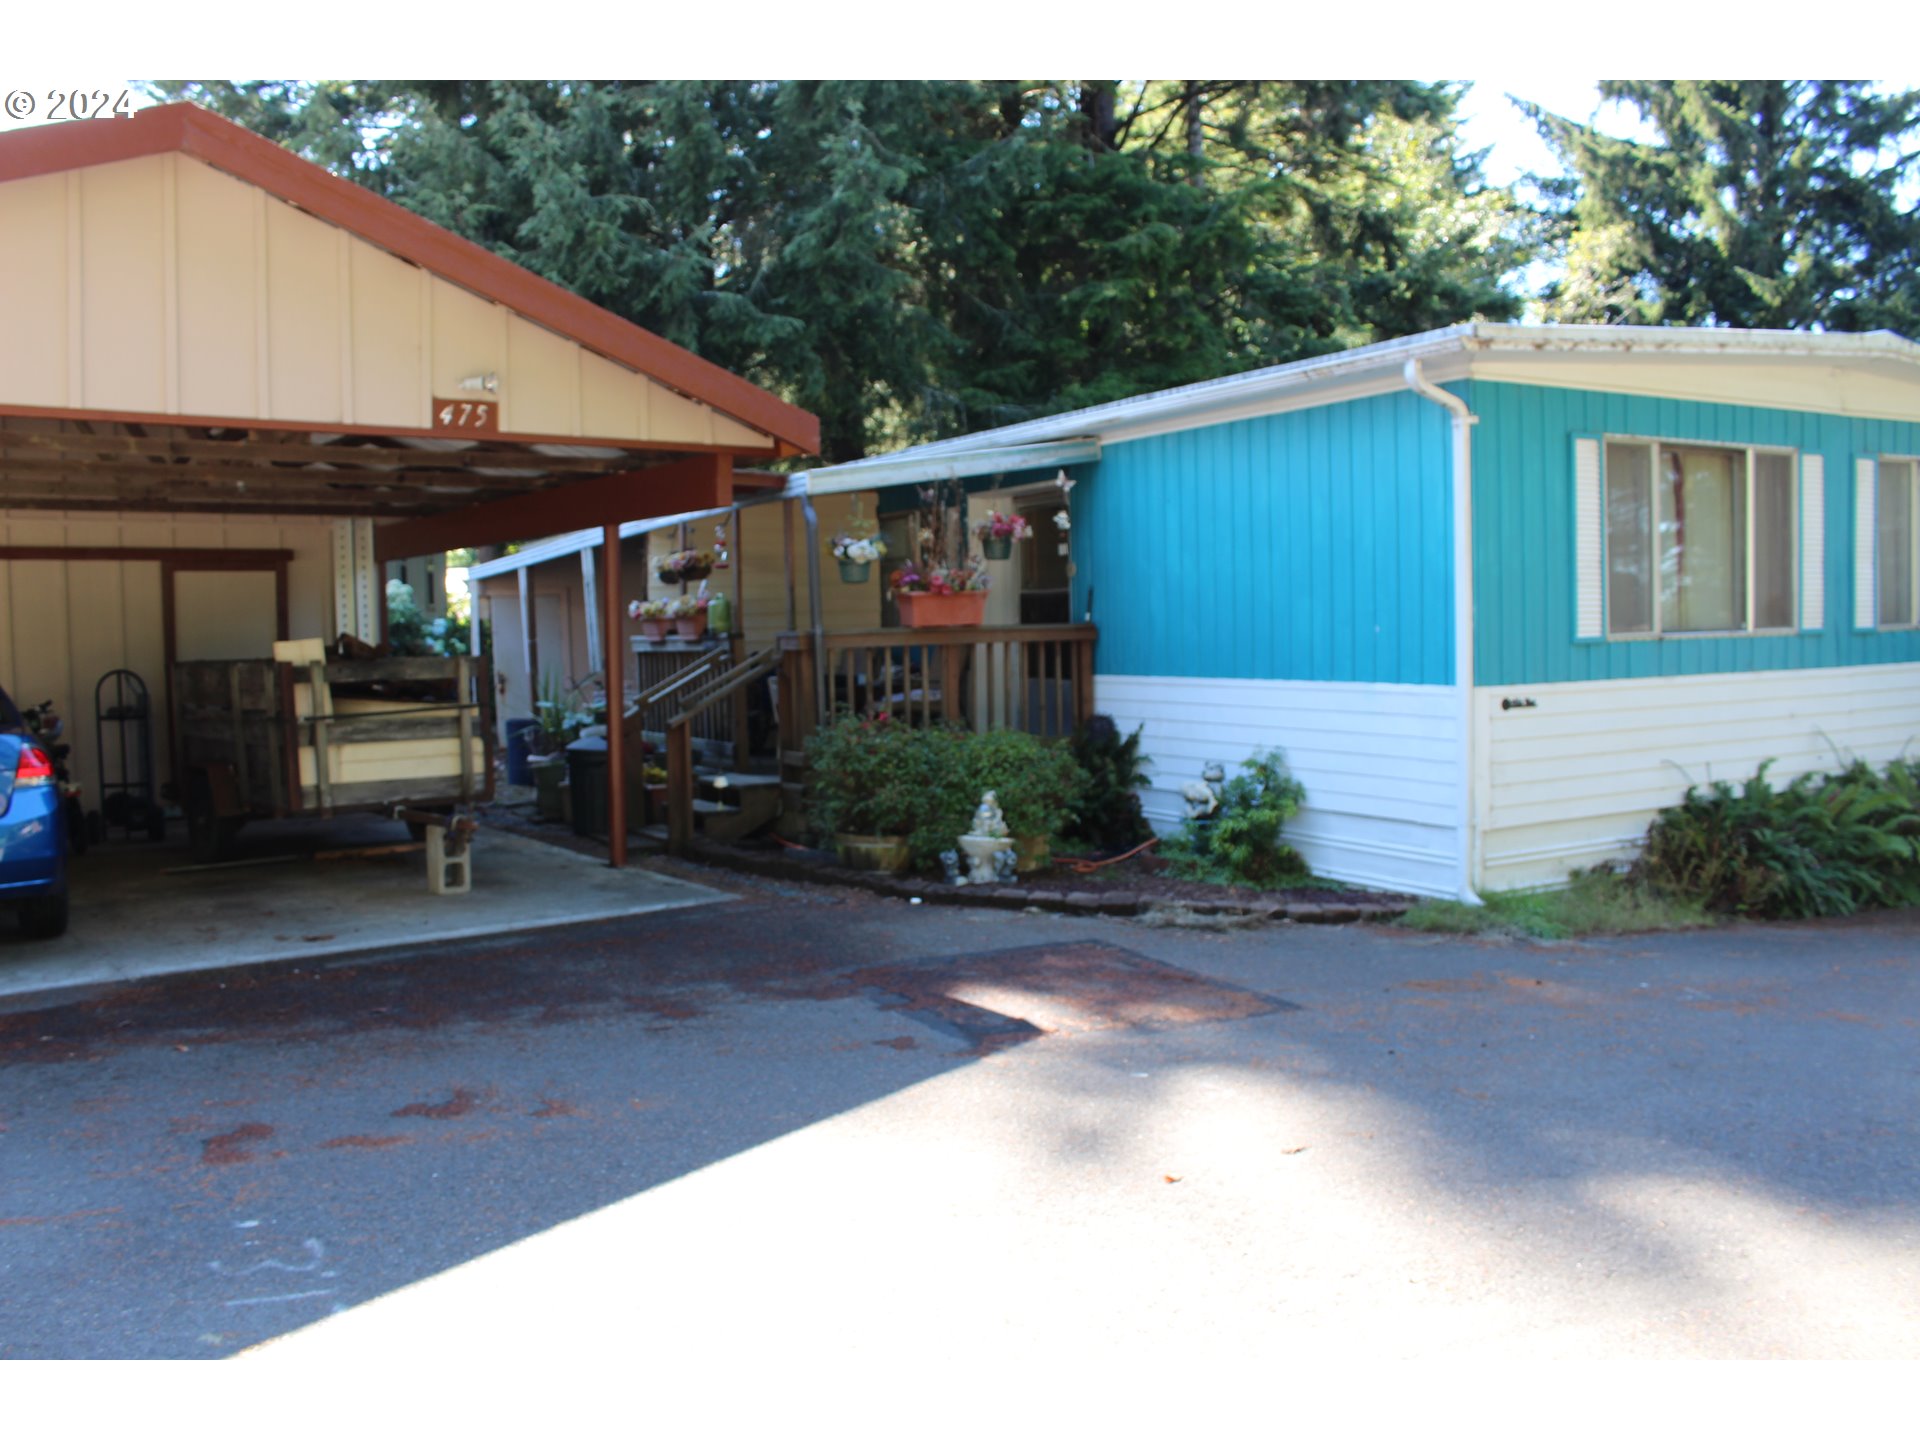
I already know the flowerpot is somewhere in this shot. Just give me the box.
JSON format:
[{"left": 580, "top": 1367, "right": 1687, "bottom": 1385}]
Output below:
[
  {"left": 981, "top": 535, "right": 1012, "bottom": 560},
  {"left": 674, "top": 615, "right": 708, "bottom": 641},
  {"left": 530, "top": 755, "right": 567, "bottom": 822},
  {"left": 895, "top": 590, "right": 988, "bottom": 628},
  {"left": 644, "top": 783, "right": 668, "bottom": 825},
  {"left": 640, "top": 618, "right": 671, "bottom": 644},
  {"left": 835, "top": 833, "right": 912, "bottom": 874},
  {"left": 838, "top": 559, "right": 872, "bottom": 584},
  {"left": 1014, "top": 834, "right": 1050, "bottom": 874}
]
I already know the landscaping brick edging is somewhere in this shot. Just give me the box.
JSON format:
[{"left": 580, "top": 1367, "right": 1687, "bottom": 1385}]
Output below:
[{"left": 682, "top": 839, "right": 1412, "bottom": 924}]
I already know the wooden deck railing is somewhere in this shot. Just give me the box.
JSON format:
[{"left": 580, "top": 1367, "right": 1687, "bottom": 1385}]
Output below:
[{"left": 775, "top": 624, "right": 1096, "bottom": 745}]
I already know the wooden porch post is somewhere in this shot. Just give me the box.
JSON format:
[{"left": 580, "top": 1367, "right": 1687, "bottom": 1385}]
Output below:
[{"left": 603, "top": 522, "right": 627, "bottom": 868}]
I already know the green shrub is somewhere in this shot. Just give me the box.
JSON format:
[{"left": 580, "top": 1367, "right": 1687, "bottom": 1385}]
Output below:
[
  {"left": 803, "top": 713, "right": 939, "bottom": 840},
  {"left": 1163, "top": 747, "right": 1309, "bottom": 888},
  {"left": 1063, "top": 715, "right": 1154, "bottom": 852},
  {"left": 804, "top": 717, "right": 1090, "bottom": 870},
  {"left": 962, "top": 730, "right": 1088, "bottom": 841},
  {"left": 1631, "top": 758, "right": 1920, "bottom": 919}
]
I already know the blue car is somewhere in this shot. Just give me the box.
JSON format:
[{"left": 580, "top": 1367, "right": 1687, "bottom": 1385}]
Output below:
[{"left": 0, "top": 685, "right": 69, "bottom": 939}]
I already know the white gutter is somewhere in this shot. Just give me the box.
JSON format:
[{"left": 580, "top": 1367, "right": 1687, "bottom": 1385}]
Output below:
[
  {"left": 1404, "top": 358, "right": 1484, "bottom": 906},
  {"left": 799, "top": 438, "right": 1101, "bottom": 496}
]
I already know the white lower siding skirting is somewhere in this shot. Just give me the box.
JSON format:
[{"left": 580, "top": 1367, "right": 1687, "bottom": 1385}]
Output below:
[
  {"left": 1096, "top": 675, "right": 1465, "bottom": 898},
  {"left": 1474, "top": 661, "right": 1920, "bottom": 890}
]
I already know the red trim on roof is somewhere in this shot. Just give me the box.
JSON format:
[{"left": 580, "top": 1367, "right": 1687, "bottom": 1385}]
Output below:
[{"left": 0, "top": 103, "right": 821, "bottom": 457}]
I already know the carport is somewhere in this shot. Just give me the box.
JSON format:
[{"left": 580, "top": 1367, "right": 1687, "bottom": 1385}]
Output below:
[{"left": 0, "top": 102, "right": 820, "bottom": 878}]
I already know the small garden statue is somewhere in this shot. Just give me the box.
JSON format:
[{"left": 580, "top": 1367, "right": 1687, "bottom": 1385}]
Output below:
[
  {"left": 1182, "top": 762, "right": 1226, "bottom": 820},
  {"left": 957, "top": 789, "right": 1015, "bottom": 884},
  {"left": 940, "top": 850, "right": 965, "bottom": 886}
]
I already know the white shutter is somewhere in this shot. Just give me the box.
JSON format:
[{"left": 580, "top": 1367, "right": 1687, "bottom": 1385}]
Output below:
[
  {"left": 1854, "top": 457, "right": 1877, "bottom": 630},
  {"left": 1574, "top": 436, "right": 1603, "bottom": 639},
  {"left": 1800, "top": 454, "right": 1825, "bottom": 631}
]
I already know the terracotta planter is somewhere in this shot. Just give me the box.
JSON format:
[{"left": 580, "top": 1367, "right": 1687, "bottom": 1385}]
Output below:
[
  {"left": 1014, "top": 834, "right": 1050, "bottom": 874},
  {"left": 895, "top": 590, "right": 987, "bottom": 628},
  {"left": 639, "top": 618, "right": 671, "bottom": 644},
  {"left": 838, "top": 559, "right": 872, "bottom": 584},
  {"left": 674, "top": 614, "right": 708, "bottom": 640},
  {"left": 981, "top": 535, "right": 1013, "bottom": 560},
  {"left": 644, "top": 783, "right": 669, "bottom": 825},
  {"left": 835, "top": 833, "right": 912, "bottom": 873}
]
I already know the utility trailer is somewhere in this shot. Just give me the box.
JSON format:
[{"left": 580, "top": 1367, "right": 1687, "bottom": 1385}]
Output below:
[{"left": 172, "top": 648, "right": 493, "bottom": 862}]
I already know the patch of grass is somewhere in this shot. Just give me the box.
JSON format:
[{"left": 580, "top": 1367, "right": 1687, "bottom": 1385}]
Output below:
[{"left": 1398, "top": 868, "right": 1714, "bottom": 940}]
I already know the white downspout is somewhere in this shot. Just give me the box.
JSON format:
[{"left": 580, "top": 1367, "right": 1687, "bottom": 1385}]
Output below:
[{"left": 1404, "top": 359, "right": 1484, "bottom": 905}]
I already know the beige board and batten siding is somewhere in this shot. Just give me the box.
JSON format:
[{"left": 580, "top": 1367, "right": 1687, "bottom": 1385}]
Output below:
[
  {"left": 639, "top": 493, "right": 880, "bottom": 655},
  {"left": 0, "top": 152, "right": 774, "bottom": 446},
  {"left": 1095, "top": 675, "right": 1464, "bottom": 897},
  {"left": 0, "top": 509, "right": 334, "bottom": 804},
  {"left": 1474, "top": 663, "right": 1920, "bottom": 890}
]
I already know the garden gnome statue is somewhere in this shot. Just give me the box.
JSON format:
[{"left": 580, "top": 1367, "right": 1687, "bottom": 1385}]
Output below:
[
  {"left": 956, "top": 790, "right": 1015, "bottom": 884},
  {"left": 1182, "top": 762, "right": 1226, "bottom": 820}
]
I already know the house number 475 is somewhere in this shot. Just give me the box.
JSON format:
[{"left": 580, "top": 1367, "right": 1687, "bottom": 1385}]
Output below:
[{"left": 437, "top": 401, "right": 492, "bottom": 429}]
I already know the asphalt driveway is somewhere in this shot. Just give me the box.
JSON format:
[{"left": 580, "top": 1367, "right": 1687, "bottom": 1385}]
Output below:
[{"left": 1, "top": 867, "right": 1914, "bottom": 1381}]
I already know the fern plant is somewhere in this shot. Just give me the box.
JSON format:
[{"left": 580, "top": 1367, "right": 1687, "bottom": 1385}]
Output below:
[{"left": 1633, "top": 757, "right": 1920, "bottom": 918}]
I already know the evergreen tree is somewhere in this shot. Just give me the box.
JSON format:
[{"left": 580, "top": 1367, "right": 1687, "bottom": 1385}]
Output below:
[
  {"left": 147, "top": 79, "right": 1535, "bottom": 457},
  {"left": 1525, "top": 81, "right": 1920, "bottom": 331}
]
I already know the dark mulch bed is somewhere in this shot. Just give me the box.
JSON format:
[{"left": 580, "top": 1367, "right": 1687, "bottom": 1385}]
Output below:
[{"left": 1013, "top": 849, "right": 1380, "bottom": 908}]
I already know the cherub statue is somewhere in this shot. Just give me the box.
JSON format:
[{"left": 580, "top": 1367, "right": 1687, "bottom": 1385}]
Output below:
[{"left": 971, "top": 790, "right": 1010, "bottom": 838}]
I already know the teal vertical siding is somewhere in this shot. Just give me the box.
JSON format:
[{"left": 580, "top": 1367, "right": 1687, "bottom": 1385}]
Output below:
[
  {"left": 1470, "top": 380, "right": 1920, "bottom": 686},
  {"left": 1062, "top": 390, "right": 1455, "bottom": 684}
]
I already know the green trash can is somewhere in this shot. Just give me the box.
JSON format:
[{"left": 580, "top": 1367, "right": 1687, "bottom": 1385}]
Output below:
[{"left": 566, "top": 733, "right": 610, "bottom": 838}]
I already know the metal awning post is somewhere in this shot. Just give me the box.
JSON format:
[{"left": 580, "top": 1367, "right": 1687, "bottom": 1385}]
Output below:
[
  {"left": 603, "top": 521, "right": 626, "bottom": 868},
  {"left": 801, "top": 495, "right": 826, "bottom": 725}
]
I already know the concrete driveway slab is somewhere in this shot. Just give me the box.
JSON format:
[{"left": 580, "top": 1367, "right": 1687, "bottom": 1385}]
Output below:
[{"left": 0, "top": 819, "right": 728, "bottom": 1003}]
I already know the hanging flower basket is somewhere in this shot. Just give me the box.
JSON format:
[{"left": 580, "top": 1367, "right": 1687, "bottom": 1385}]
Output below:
[
  {"left": 896, "top": 591, "right": 987, "bottom": 628},
  {"left": 839, "top": 559, "right": 872, "bottom": 584},
  {"left": 655, "top": 567, "right": 682, "bottom": 586},
  {"left": 981, "top": 535, "right": 1012, "bottom": 561},
  {"left": 677, "top": 563, "right": 713, "bottom": 582}
]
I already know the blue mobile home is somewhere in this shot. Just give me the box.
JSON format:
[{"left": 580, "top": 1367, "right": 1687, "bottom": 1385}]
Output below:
[{"left": 801, "top": 323, "right": 1920, "bottom": 898}]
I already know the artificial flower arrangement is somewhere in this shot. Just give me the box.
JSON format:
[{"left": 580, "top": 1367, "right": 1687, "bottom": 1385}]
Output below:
[
  {"left": 655, "top": 549, "right": 715, "bottom": 583},
  {"left": 972, "top": 509, "right": 1032, "bottom": 543},
  {"left": 628, "top": 598, "right": 670, "bottom": 620},
  {"left": 888, "top": 559, "right": 991, "bottom": 596},
  {"left": 666, "top": 594, "right": 710, "bottom": 618}
]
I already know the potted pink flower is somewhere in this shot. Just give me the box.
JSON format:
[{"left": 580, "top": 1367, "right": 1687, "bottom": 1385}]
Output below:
[
  {"left": 972, "top": 509, "right": 1031, "bottom": 560},
  {"left": 888, "top": 558, "right": 991, "bottom": 628}
]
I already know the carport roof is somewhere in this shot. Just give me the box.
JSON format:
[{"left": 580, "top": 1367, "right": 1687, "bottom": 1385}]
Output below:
[
  {"left": 0, "top": 104, "right": 819, "bottom": 457},
  {"left": 0, "top": 104, "right": 818, "bottom": 535}
]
